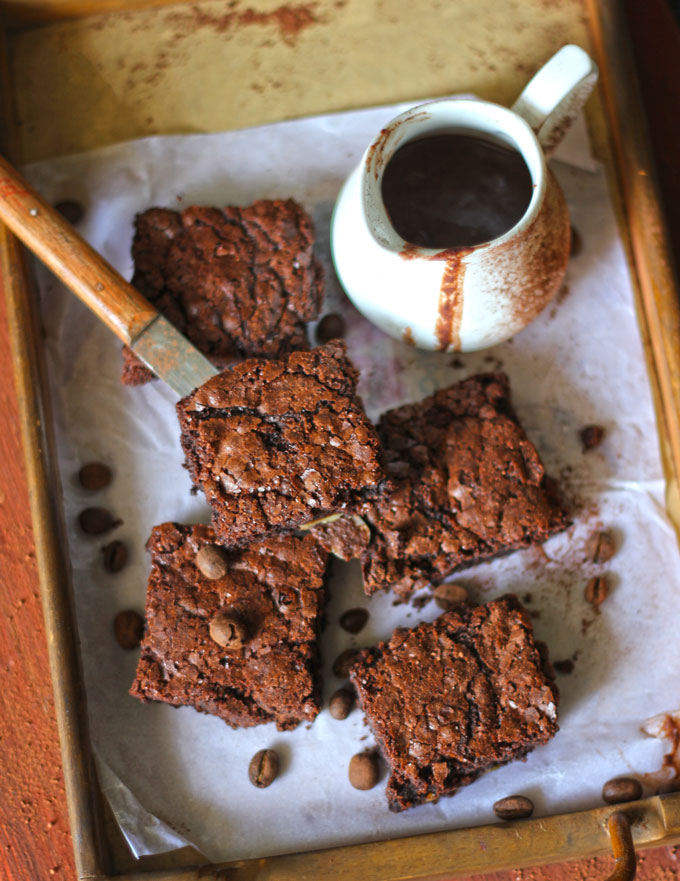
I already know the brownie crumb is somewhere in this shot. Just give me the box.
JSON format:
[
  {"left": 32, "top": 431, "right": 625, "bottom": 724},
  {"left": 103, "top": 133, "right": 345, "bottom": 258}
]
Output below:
[{"left": 580, "top": 424, "right": 605, "bottom": 451}]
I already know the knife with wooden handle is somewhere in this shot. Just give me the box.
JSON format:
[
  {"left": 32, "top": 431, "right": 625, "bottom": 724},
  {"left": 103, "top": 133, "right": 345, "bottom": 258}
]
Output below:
[{"left": 0, "top": 153, "right": 217, "bottom": 398}]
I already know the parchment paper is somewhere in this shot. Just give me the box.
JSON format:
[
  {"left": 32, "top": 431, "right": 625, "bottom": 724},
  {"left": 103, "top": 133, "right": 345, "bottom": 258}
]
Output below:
[{"left": 25, "top": 102, "right": 680, "bottom": 863}]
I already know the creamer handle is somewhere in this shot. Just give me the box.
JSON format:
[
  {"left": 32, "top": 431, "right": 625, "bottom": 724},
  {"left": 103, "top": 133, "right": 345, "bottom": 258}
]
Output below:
[{"left": 512, "top": 44, "right": 599, "bottom": 156}]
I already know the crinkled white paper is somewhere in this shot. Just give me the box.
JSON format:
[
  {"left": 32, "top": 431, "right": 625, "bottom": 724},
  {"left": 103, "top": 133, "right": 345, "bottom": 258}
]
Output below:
[{"left": 25, "top": 102, "right": 680, "bottom": 864}]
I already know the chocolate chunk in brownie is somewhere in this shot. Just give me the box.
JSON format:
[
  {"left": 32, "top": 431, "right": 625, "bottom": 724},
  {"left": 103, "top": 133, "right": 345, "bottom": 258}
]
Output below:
[
  {"left": 176, "top": 341, "right": 387, "bottom": 548},
  {"left": 359, "top": 373, "right": 569, "bottom": 599},
  {"left": 349, "top": 595, "right": 559, "bottom": 811},
  {"left": 130, "top": 523, "right": 329, "bottom": 730},
  {"left": 122, "top": 199, "right": 324, "bottom": 385}
]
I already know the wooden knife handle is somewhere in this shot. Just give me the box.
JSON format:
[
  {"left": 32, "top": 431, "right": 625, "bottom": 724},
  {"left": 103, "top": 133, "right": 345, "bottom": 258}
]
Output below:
[{"left": 0, "top": 153, "right": 158, "bottom": 345}]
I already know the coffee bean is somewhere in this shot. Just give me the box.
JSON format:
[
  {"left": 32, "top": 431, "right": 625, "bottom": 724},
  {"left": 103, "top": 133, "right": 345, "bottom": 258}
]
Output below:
[
  {"left": 78, "top": 462, "right": 112, "bottom": 490},
  {"left": 493, "top": 795, "right": 534, "bottom": 820},
  {"left": 333, "top": 648, "right": 360, "bottom": 678},
  {"left": 580, "top": 424, "right": 605, "bottom": 451},
  {"left": 78, "top": 507, "right": 120, "bottom": 535},
  {"left": 585, "top": 575, "right": 609, "bottom": 607},
  {"left": 570, "top": 225, "right": 582, "bottom": 257},
  {"left": 585, "top": 530, "right": 617, "bottom": 564},
  {"left": 339, "top": 608, "right": 369, "bottom": 635},
  {"left": 329, "top": 687, "right": 354, "bottom": 720},
  {"left": 349, "top": 752, "right": 379, "bottom": 790},
  {"left": 433, "top": 583, "right": 468, "bottom": 610},
  {"left": 55, "top": 200, "right": 84, "bottom": 225},
  {"left": 602, "top": 776, "right": 642, "bottom": 804},
  {"left": 315, "top": 313, "right": 346, "bottom": 344},
  {"left": 101, "top": 540, "right": 128, "bottom": 573},
  {"left": 196, "top": 544, "right": 229, "bottom": 579},
  {"left": 114, "top": 610, "right": 144, "bottom": 649},
  {"left": 209, "top": 610, "right": 247, "bottom": 650},
  {"left": 553, "top": 659, "right": 575, "bottom": 675},
  {"left": 248, "top": 749, "right": 278, "bottom": 788}
]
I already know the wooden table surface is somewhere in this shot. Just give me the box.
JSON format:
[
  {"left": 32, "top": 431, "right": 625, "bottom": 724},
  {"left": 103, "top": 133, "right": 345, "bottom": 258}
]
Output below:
[{"left": 2, "top": 1, "right": 680, "bottom": 879}]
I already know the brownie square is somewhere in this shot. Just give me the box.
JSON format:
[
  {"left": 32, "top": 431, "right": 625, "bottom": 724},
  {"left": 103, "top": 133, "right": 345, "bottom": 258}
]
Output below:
[
  {"left": 349, "top": 595, "right": 559, "bottom": 811},
  {"left": 130, "top": 523, "right": 329, "bottom": 730},
  {"left": 176, "top": 341, "right": 387, "bottom": 548},
  {"left": 122, "top": 199, "right": 324, "bottom": 385},
  {"left": 358, "top": 373, "right": 569, "bottom": 599}
]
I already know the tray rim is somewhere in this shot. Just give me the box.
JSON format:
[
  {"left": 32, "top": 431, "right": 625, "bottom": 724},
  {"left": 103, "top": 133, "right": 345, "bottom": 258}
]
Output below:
[{"left": 3, "top": 0, "right": 680, "bottom": 878}]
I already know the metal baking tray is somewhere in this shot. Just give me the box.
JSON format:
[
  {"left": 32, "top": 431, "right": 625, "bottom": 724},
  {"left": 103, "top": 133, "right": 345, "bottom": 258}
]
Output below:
[{"left": 2, "top": 0, "right": 680, "bottom": 878}]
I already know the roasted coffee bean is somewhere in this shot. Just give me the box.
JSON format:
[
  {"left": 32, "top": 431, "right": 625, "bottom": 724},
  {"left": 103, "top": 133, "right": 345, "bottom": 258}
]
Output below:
[
  {"left": 102, "top": 540, "right": 128, "bottom": 573},
  {"left": 78, "top": 507, "right": 120, "bottom": 535},
  {"left": 315, "top": 313, "right": 346, "bottom": 344},
  {"left": 339, "top": 608, "right": 369, "bottom": 634},
  {"left": 553, "top": 659, "right": 575, "bottom": 675},
  {"left": 585, "top": 575, "right": 609, "bottom": 607},
  {"left": 433, "top": 583, "right": 468, "bottom": 610},
  {"left": 493, "top": 795, "right": 534, "bottom": 820},
  {"left": 209, "top": 611, "right": 247, "bottom": 649},
  {"left": 196, "top": 544, "right": 229, "bottom": 580},
  {"left": 585, "top": 530, "right": 617, "bottom": 564},
  {"left": 349, "top": 752, "right": 379, "bottom": 790},
  {"left": 580, "top": 424, "right": 605, "bottom": 451},
  {"left": 333, "top": 648, "right": 360, "bottom": 678},
  {"left": 114, "top": 610, "right": 144, "bottom": 649},
  {"left": 78, "top": 461, "right": 112, "bottom": 490},
  {"left": 248, "top": 749, "right": 279, "bottom": 788},
  {"left": 329, "top": 687, "right": 354, "bottom": 720},
  {"left": 570, "top": 225, "right": 582, "bottom": 257},
  {"left": 55, "top": 200, "right": 84, "bottom": 225},
  {"left": 602, "top": 776, "right": 642, "bottom": 804}
]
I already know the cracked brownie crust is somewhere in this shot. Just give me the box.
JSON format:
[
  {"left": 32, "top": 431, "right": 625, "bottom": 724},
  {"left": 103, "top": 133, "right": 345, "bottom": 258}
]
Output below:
[
  {"left": 349, "top": 595, "right": 559, "bottom": 811},
  {"left": 122, "top": 199, "right": 324, "bottom": 385},
  {"left": 359, "top": 373, "right": 569, "bottom": 598},
  {"left": 129, "top": 523, "right": 329, "bottom": 730},
  {"left": 176, "top": 341, "right": 387, "bottom": 548}
]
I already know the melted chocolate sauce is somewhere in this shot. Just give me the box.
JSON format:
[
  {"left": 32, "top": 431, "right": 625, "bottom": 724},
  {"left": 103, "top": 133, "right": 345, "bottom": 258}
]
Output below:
[{"left": 382, "top": 133, "right": 533, "bottom": 249}]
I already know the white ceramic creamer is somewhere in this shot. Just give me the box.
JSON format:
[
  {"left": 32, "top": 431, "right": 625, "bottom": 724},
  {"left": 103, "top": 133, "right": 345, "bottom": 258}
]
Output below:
[{"left": 330, "top": 45, "right": 598, "bottom": 351}]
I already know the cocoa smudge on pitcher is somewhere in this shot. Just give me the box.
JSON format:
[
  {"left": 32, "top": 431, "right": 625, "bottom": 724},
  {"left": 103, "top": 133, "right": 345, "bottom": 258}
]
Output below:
[
  {"left": 398, "top": 243, "right": 470, "bottom": 351},
  {"left": 435, "top": 249, "right": 469, "bottom": 351}
]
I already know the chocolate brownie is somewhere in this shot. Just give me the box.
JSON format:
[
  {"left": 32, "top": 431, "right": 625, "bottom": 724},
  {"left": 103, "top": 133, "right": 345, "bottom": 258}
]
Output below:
[
  {"left": 122, "top": 199, "right": 324, "bottom": 385},
  {"left": 176, "top": 341, "right": 387, "bottom": 548},
  {"left": 349, "top": 595, "right": 559, "bottom": 811},
  {"left": 358, "top": 373, "right": 569, "bottom": 599},
  {"left": 130, "top": 523, "right": 329, "bottom": 730}
]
